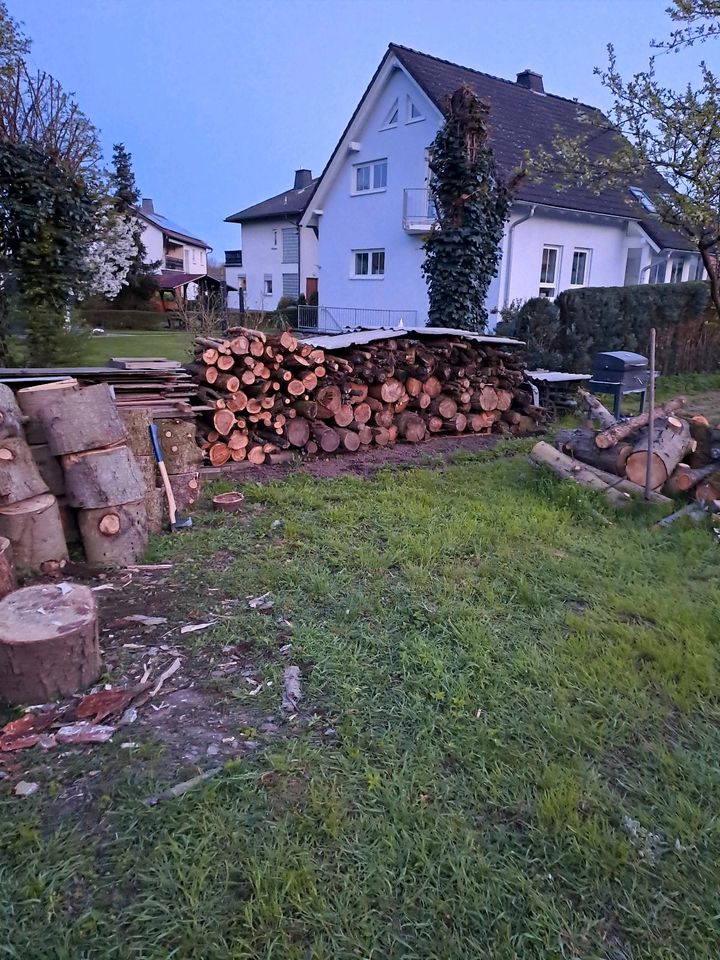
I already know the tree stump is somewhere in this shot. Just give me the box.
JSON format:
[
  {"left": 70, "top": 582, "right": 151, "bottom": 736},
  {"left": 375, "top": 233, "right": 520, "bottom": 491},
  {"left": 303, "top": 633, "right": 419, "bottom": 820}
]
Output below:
[
  {"left": 61, "top": 444, "right": 146, "bottom": 509},
  {"left": 0, "top": 383, "right": 26, "bottom": 440},
  {"left": 0, "top": 536, "right": 16, "bottom": 599},
  {"left": 0, "top": 437, "right": 50, "bottom": 505},
  {"left": 16, "top": 379, "right": 78, "bottom": 444},
  {"left": 39, "top": 383, "right": 127, "bottom": 455},
  {"left": 145, "top": 487, "right": 165, "bottom": 534},
  {"left": 0, "top": 583, "right": 99, "bottom": 705},
  {"left": 168, "top": 471, "right": 201, "bottom": 515},
  {"left": 157, "top": 418, "right": 202, "bottom": 473},
  {"left": 119, "top": 408, "right": 153, "bottom": 459},
  {"left": 30, "top": 443, "right": 65, "bottom": 496},
  {"left": 0, "top": 493, "right": 68, "bottom": 573},
  {"left": 78, "top": 499, "right": 148, "bottom": 566}
]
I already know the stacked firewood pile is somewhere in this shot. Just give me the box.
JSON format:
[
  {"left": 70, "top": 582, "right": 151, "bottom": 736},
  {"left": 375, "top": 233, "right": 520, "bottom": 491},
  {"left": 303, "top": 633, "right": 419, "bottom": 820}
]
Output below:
[
  {"left": 189, "top": 327, "right": 542, "bottom": 466},
  {"left": 531, "top": 388, "right": 720, "bottom": 507}
]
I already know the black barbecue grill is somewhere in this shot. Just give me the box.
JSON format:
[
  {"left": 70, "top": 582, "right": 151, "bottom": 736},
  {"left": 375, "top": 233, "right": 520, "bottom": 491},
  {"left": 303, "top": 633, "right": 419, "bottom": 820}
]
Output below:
[{"left": 588, "top": 351, "right": 652, "bottom": 418}]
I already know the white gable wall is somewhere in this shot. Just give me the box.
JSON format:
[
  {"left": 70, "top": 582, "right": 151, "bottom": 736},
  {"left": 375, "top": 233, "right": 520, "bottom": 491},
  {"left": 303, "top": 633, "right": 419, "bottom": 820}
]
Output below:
[{"left": 140, "top": 222, "right": 164, "bottom": 269}]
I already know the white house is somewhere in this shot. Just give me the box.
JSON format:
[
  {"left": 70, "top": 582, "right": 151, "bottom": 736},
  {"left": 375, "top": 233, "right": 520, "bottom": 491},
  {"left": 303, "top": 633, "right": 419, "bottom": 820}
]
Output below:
[
  {"left": 135, "top": 198, "right": 212, "bottom": 303},
  {"left": 298, "top": 44, "right": 705, "bottom": 331},
  {"left": 224, "top": 170, "right": 319, "bottom": 312}
]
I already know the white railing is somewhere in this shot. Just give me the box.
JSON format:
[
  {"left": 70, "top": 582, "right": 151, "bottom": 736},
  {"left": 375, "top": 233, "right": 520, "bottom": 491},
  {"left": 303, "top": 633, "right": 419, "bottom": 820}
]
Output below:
[
  {"left": 296, "top": 305, "right": 420, "bottom": 332},
  {"left": 402, "top": 189, "right": 437, "bottom": 233}
]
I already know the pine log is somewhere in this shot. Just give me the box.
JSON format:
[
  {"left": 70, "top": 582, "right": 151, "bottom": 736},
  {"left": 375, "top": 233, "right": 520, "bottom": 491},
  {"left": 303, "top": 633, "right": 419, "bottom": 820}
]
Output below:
[
  {"left": 664, "top": 462, "right": 718, "bottom": 496},
  {"left": 578, "top": 388, "right": 617, "bottom": 429},
  {"left": 555, "top": 427, "right": 632, "bottom": 476},
  {"left": 0, "top": 493, "right": 68, "bottom": 573},
  {"left": 213, "top": 409, "right": 236, "bottom": 436},
  {"left": 169, "top": 471, "right": 201, "bottom": 514},
  {"left": 16, "top": 379, "right": 78, "bottom": 444},
  {"left": 423, "top": 376, "right": 442, "bottom": 398},
  {"left": 294, "top": 400, "right": 318, "bottom": 419},
  {"left": 337, "top": 427, "right": 361, "bottom": 452},
  {"left": 0, "top": 536, "right": 16, "bottom": 599},
  {"left": 39, "top": 383, "right": 127, "bottom": 456},
  {"left": 61, "top": 445, "right": 146, "bottom": 509},
  {"left": 29, "top": 443, "right": 65, "bottom": 496},
  {"left": 396, "top": 412, "right": 426, "bottom": 442},
  {"left": 529, "top": 442, "right": 631, "bottom": 508},
  {"left": 442, "top": 413, "right": 467, "bottom": 433},
  {"left": 287, "top": 417, "right": 311, "bottom": 448},
  {"left": 594, "top": 397, "right": 686, "bottom": 449},
  {"left": 287, "top": 379, "right": 306, "bottom": 397},
  {"left": 334, "top": 404, "right": 354, "bottom": 428},
  {"left": 247, "top": 445, "right": 266, "bottom": 464},
  {"left": 0, "top": 437, "right": 49, "bottom": 506},
  {"left": 625, "top": 419, "right": 692, "bottom": 490},
  {"left": 0, "top": 383, "right": 26, "bottom": 440},
  {"left": 311, "top": 422, "right": 340, "bottom": 453},
  {"left": 368, "top": 379, "right": 405, "bottom": 404},
  {"left": 217, "top": 354, "right": 235, "bottom": 371},
  {"left": 353, "top": 424, "right": 373, "bottom": 444},
  {"left": 316, "top": 385, "right": 342, "bottom": 413},
  {"left": 572, "top": 459, "right": 671, "bottom": 504},
  {"left": 157, "top": 418, "right": 202, "bottom": 473},
  {"left": 688, "top": 422, "right": 720, "bottom": 468},
  {"left": 209, "top": 442, "right": 231, "bottom": 466},
  {"left": 477, "top": 386, "right": 498, "bottom": 412},
  {"left": 353, "top": 402, "right": 372, "bottom": 424},
  {"left": 0, "top": 582, "right": 99, "bottom": 705},
  {"left": 78, "top": 500, "right": 148, "bottom": 567},
  {"left": 345, "top": 382, "right": 369, "bottom": 403},
  {"left": 214, "top": 373, "right": 241, "bottom": 394},
  {"left": 370, "top": 427, "right": 391, "bottom": 446},
  {"left": 431, "top": 396, "right": 457, "bottom": 419}
]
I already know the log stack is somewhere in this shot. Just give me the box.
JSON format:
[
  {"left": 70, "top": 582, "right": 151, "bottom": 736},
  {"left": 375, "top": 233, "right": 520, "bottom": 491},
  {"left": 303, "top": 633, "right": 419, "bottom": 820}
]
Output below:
[
  {"left": 547, "top": 392, "right": 720, "bottom": 508},
  {"left": 188, "top": 326, "right": 541, "bottom": 465}
]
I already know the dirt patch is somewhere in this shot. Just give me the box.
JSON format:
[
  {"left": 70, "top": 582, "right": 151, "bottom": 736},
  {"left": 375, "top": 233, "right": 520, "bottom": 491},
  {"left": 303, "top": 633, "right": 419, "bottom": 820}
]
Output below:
[{"left": 684, "top": 391, "right": 720, "bottom": 426}]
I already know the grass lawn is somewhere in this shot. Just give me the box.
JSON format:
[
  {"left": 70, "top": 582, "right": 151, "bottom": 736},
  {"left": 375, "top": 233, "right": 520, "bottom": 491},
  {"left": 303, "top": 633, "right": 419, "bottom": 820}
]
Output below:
[
  {"left": 2, "top": 445, "right": 720, "bottom": 957},
  {"left": 77, "top": 330, "right": 194, "bottom": 365}
]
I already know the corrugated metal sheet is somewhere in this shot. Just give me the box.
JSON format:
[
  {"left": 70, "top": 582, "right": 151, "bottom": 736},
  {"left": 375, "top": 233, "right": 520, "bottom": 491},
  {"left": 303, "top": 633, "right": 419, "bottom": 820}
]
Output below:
[
  {"left": 299, "top": 326, "right": 525, "bottom": 351},
  {"left": 525, "top": 370, "right": 591, "bottom": 382}
]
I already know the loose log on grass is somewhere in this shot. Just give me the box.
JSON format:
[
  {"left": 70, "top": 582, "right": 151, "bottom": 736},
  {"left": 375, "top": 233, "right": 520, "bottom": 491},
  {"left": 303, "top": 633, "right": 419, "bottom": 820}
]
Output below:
[
  {"left": 78, "top": 499, "right": 148, "bottom": 567},
  {"left": 529, "top": 442, "right": 631, "bottom": 508},
  {"left": 62, "top": 445, "right": 145, "bottom": 509},
  {"left": 0, "top": 582, "right": 99, "bottom": 705},
  {"left": 0, "top": 493, "right": 68, "bottom": 573},
  {"left": 594, "top": 397, "right": 686, "bottom": 449},
  {"left": 555, "top": 428, "right": 632, "bottom": 477},
  {"left": 0, "top": 437, "right": 49, "bottom": 505},
  {"left": 664, "top": 463, "right": 718, "bottom": 496},
  {"left": 39, "top": 384, "right": 126, "bottom": 456}
]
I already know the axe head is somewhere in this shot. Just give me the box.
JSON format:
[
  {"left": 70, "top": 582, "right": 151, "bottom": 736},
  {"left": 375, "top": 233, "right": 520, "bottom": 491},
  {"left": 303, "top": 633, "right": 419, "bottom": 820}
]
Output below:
[{"left": 171, "top": 514, "right": 193, "bottom": 531}]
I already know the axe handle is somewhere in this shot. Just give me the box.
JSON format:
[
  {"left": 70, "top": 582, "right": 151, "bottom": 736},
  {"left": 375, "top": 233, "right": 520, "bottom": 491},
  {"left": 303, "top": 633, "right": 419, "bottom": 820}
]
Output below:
[{"left": 149, "top": 424, "right": 178, "bottom": 526}]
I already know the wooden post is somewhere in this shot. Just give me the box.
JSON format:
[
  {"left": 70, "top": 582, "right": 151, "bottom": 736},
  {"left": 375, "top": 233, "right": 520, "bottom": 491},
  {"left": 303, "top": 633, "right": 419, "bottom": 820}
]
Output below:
[{"left": 645, "top": 328, "right": 656, "bottom": 501}]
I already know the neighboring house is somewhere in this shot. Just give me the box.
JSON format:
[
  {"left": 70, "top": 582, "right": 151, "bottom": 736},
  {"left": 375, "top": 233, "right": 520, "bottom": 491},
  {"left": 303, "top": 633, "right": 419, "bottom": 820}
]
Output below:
[
  {"left": 298, "top": 44, "right": 705, "bottom": 330},
  {"left": 135, "top": 198, "right": 212, "bottom": 303},
  {"left": 224, "top": 170, "right": 319, "bottom": 312}
]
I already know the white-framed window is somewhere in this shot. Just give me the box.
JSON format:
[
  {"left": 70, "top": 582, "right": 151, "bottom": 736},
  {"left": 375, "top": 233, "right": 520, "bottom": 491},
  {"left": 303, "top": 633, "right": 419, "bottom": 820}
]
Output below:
[
  {"left": 694, "top": 258, "right": 706, "bottom": 281},
  {"left": 352, "top": 159, "right": 387, "bottom": 194},
  {"left": 670, "top": 257, "right": 685, "bottom": 283},
  {"left": 406, "top": 95, "right": 424, "bottom": 123},
  {"left": 629, "top": 186, "right": 657, "bottom": 213},
  {"left": 352, "top": 249, "right": 385, "bottom": 278},
  {"left": 271, "top": 229, "right": 278, "bottom": 249},
  {"left": 648, "top": 257, "right": 667, "bottom": 284},
  {"left": 539, "top": 245, "right": 561, "bottom": 297},
  {"left": 380, "top": 99, "right": 399, "bottom": 129},
  {"left": 263, "top": 274, "right": 273, "bottom": 295},
  {"left": 570, "top": 248, "right": 591, "bottom": 287}
]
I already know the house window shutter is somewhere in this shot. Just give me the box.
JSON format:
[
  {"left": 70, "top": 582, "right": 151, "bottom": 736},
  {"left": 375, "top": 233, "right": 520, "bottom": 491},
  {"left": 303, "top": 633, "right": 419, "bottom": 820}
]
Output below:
[
  {"left": 282, "top": 273, "right": 300, "bottom": 299},
  {"left": 282, "top": 228, "right": 299, "bottom": 264}
]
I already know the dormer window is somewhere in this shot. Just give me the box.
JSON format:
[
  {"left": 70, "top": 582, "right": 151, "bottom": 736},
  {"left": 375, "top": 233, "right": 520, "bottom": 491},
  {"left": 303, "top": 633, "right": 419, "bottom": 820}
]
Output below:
[
  {"left": 406, "top": 96, "right": 424, "bottom": 123},
  {"left": 381, "top": 99, "right": 399, "bottom": 130},
  {"left": 629, "top": 187, "right": 656, "bottom": 213}
]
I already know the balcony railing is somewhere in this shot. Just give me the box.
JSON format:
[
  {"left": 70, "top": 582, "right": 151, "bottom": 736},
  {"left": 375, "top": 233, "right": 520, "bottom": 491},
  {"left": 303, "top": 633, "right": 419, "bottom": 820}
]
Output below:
[
  {"left": 402, "top": 189, "right": 437, "bottom": 233},
  {"left": 164, "top": 256, "right": 184, "bottom": 271},
  {"left": 296, "top": 305, "right": 420, "bottom": 333}
]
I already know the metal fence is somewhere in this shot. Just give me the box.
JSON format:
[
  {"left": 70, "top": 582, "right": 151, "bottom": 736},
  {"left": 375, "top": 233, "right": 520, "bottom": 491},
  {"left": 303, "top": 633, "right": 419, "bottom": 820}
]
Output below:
[{"left": 296, "top": 305, "right": 420, "bottom": 332}]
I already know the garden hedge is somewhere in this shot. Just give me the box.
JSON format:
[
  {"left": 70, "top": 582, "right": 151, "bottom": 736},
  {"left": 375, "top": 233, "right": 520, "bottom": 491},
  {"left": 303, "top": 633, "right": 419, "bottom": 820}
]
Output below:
[{"left": 78, "top": 309, "right": 168, "bottom": 331}]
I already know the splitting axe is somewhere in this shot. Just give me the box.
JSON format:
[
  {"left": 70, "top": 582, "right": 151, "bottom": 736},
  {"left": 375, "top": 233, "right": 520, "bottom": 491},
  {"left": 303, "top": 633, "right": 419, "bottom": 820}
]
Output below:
[{"left": 149, "top": 423, "right": 193, "bottom": 531}]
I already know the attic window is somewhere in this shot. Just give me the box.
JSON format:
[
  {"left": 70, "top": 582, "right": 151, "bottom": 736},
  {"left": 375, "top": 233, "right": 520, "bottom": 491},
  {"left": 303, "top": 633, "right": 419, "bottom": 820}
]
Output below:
[
  {"left": 629, "top": 187, "right": 656, "bottom": 214},
  {"left": 406, "top": 96, "right": 423, "bottom": 123},
  {"left": 381, "top": 99, "right": 399, "bottom": 129}
]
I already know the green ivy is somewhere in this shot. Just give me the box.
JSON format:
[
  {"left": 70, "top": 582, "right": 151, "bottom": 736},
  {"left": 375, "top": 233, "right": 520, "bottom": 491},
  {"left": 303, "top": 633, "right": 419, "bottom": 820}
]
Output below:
[{"left": 422, "top": 87, "right": 511, "bottom": 332}]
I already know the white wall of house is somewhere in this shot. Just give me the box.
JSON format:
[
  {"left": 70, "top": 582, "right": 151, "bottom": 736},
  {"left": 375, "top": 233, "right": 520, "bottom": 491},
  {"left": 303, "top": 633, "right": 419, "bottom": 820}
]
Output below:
[
  {"left": 139, "top": 222, "right": 207, "bottom": 275},
  {"left": 233, "top": 219, "right": 318, "bottom": 312},
  {"left": 140, "top": 223, "right": 164, "bottom": 269}
]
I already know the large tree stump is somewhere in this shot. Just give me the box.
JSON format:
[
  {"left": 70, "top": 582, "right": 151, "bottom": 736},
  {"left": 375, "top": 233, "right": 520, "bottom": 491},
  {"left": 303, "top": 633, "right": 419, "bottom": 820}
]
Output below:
[
  {"left": 145, "top": 487, "right": 165, "bottom": 534},
  {"left": 0, "top": 384, "right": 26, "bottom": 440},
  {"left": 78, "top": 499, "right": 148, "bottom": 567},
  {"left": 625, "top": 418, "right": 692, "bottom": 490},
  {"left": 16, "top": 379, "right": 78, "bottom": 444},
  {"left": 30, "top": 443, "right": 65, "bottom": 496},
  {"left": 157, "top": 418, "right": 203, "bottom": 473},
  {"left": 0, "top": 536, "right": 16, "bottom": 599},
  {"left": 0, "top": 493, "right": 68, "bottom": 573},
  {"left": 61, "top": 444, "right": 146, "bottom": 509},
  {"left": 0, "top": 583, "right": 99, "bottom": 705},
  {"left": 0, "top": 437, "right": 49, "bottom": 506},
  {"left": 119, "top": 408, "right": 153, "bottom": 459},
  {"left": 39, "top": 383, "right": 127, "bottom": 455}
]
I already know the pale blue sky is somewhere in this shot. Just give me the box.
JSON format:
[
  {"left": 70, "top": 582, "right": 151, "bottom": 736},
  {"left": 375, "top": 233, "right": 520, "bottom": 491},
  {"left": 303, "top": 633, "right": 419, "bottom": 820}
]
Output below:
[{"left": 17, "top": 0, "right": 713, "bottom": 258}]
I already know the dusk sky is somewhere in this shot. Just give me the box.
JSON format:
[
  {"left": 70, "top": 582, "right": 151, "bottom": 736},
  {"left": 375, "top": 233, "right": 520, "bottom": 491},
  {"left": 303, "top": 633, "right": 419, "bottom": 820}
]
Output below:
[{"left": 18, "top": 0, "right": 710, "bottom": 259}]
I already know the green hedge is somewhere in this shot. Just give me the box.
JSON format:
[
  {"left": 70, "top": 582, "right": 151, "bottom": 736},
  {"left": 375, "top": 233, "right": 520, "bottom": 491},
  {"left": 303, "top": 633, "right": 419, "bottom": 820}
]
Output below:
[
  {"left": 555, "top": 282, "right": 717, "bottom": 374},
  {"left": 78, "top": 309, "right": 168, "bottom": 331}
]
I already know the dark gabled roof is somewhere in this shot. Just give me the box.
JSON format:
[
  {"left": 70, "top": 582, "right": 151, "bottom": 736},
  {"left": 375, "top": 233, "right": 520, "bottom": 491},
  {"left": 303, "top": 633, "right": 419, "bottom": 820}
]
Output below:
[
  {"left": 638, "top": 219, "right": 696, "bottom": 253},
  {"left": 225, "top": 178, "right": 319, "bottom": 224},
  {"left": 136, "top": 209, "right": 210, "bottom": 249},
  {"left": 377, "top": 45, "right": 688, "bottom": 249}
]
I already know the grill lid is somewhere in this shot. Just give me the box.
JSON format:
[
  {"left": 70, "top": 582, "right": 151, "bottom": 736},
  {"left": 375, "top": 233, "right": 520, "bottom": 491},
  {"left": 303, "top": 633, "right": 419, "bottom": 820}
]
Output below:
[{"left": 592, "top": 351, "right": 648, "bottom": 372}]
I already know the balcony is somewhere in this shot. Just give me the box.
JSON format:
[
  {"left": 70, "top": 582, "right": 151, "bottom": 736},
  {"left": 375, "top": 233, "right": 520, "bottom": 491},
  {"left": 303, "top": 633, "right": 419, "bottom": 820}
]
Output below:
[
  {"left": 297, "top": 304, "right": 420, "bottom": 333},
  {"left": 164, "top": 256, "right": 184, "bottom": 271},
  {"left": 402, "top": 189, "right": 437, "bottom": 233}
]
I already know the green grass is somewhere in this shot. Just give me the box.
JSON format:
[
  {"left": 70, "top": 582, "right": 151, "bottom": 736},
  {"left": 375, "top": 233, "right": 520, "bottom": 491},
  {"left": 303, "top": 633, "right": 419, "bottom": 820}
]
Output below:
[
  {"left": 3, "top": 448, "right": 720, "bottom": 958},
  {"left": 77, "top": 331, "right": 193, "bottom": 365}
]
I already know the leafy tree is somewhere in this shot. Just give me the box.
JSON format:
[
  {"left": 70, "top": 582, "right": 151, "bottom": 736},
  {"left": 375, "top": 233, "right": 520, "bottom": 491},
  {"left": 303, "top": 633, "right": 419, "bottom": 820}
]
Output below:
[
  {"left": 422, "top": 86, "right": 523, "bottom": 331},
  {"left": 0, "top": 1, "right": 28, "bottom": 76},
  {"left": 527, "top": 1, "right": 720, "bottom": 319}
]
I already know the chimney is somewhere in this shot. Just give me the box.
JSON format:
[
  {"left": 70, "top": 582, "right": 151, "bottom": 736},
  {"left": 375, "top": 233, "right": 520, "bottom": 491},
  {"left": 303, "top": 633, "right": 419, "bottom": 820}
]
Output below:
[
  {"left": 141, "top": 198, "right": 154, "bottom": 213},
  {"left": 516, "top": 70, "right": 544, "bottom": 94},
  {"left": 293, "top": 169, "right": 312, "bottom": 190}
]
